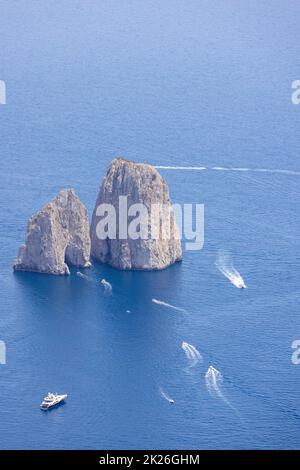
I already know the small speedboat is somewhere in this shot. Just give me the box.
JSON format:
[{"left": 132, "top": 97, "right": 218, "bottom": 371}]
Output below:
[
  {"left": 237, "top": 281, "right": 246, "bottom": 289},
  {"left": 232, "top": 278, "right": 246, "bottom": 289},
  {"left": 40, "top": 392, "right": 67, "bottom": 410}
]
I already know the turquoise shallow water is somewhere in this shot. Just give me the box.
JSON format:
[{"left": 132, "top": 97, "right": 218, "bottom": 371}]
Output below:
[{"left": 0, "top": 0, "right": 300, "bottom": 449}]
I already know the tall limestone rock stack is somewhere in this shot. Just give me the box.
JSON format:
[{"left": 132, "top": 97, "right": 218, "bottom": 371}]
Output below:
[
  {"left": 14, "top": 189, "right": 91, "bottom": 275},
  {"left": 90, "top": 158, "right": 182, "bottom": 270}
]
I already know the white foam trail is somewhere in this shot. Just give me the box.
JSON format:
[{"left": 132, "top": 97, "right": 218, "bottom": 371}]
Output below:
[
  {"left": 229, "top": 167, "right": 250, "bottom": 171},
  {"left": 205, "top": 366, "right": 231, "bottom": 406},
  {"left": 251, "top": 168, "right": 300, "bottom": 176},
  {"left": 211, "top": 166, "right": 230, "bottom": 171},
  {"left": 100, "top": 278, "right": 112, "bottom": 293},
  {"left": 205, "top": 366, "right": 238, "bottom": 415},
  {"left": 181, "top": 341, "right": 203, "bottom": 367},
  {"left": 155, "top": 165, "right": 300, "bottom": 176},
  {"left": 76, "top": 271, "right": 90, "bottom": 280},
  {"left": 216, "top": 252, "right": 246, "bottom": 289},
  {"left": 155, "top": 165, "right": 206, "bottom": 170},
  {"left": 152, "top": 298, "right": 186, "bottom": 313},
  {"left": 159, "top": 387, "right": 175, "bottom": 404}
]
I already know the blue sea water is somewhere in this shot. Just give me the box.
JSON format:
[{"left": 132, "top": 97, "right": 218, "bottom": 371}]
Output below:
[{"left": 0, "top": 0, "right": 300, "bottom": 449}]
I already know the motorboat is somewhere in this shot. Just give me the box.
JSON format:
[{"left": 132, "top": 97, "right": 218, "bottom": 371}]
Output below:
[
  {"left": 236, "top": 280, "right": 246, "bottom": 289},
  {"left": 232, "top": 277, "right": 246, "bottom": 289}
]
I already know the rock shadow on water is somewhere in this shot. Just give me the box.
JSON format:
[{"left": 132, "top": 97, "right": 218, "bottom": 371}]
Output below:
[
  {"left": 90, "top": 258, "right": 184, "bottom": 314},
  {"left": 12, "top": 267, "right": 94, "bottom": 316}
]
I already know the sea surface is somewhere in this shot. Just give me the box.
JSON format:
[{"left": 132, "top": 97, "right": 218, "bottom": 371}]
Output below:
[{"left": 0, "top": 1, "right": 300, "bottom": 449}]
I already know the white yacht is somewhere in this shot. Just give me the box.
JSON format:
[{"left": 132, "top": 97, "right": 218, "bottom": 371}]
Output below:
[{"left": 40, "top": 392, "right": 67, "bottom": 410}]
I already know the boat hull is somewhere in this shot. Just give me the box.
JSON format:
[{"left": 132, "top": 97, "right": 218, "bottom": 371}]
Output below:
[{"left": 40, "top": 394, "right": 67, "bottom": 411}]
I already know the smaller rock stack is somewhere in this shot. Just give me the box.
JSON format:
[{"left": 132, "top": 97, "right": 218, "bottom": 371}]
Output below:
[{"left": 14, "top": 189, "right": 91, "bottom": 275}]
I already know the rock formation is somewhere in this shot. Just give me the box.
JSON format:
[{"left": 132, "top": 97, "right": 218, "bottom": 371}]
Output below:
[
  {"left": 14, "top": 189, "right": 91, "bottom": 275},
  {"left": 90, "top": 158, "right": 182, "bottom": 270}
]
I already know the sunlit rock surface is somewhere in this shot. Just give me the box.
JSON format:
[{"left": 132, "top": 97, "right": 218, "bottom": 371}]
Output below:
[
  {"left": 14, "top": 189, "right": 91, "bottom": 275},
  {"left": 90, "top": 158, "right": 182, "bottom": 270}
]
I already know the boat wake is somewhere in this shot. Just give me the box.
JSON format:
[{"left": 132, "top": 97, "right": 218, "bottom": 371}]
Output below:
[
  {"left": 159, "top": 387, "right": 175, "bottom": 404},
  {"left": 205, "top": 366, "right": 239, "bottom": 415},
  {"left": 205, "top": 366, "right": 225, "bottom": 399},
  {"left": 155, "top": 165, "right": 300, "bottom": 176},
  {"left": 155, "top": 165, "right": 207, "bottom": 171},
  {"left": 76, "top": 271, "right": 91, "bottom": 281},
  {"left": 216, "top": 252, "right": 246, "bottom": 289},
  {"left": 100, "top": 278, "right": 112, "bottom": 294},
  {"left": 181, "top": 341, "right": 203, "bottom": 367},
  {"left": 152, "top": 298, "right": 186, "bottom": 313}
]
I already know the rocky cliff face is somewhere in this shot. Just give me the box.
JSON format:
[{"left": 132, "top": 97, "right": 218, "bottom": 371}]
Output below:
[
  {"left": 90, "top": 158, "right": 182, "bottom": 270},
  {"left": 14, "top": 189, "right": 91, "bottom": 275}
]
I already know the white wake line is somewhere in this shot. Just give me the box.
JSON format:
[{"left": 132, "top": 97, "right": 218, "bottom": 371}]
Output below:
[
  {"left": 152, "top": 298, "right": 186, "bottom": 313},
  {"left": 159, "top": 387, "right": 175, "bottom": 404},
  {"left": 156, "top": 166, "right": 207, "bottom": 170},
  {"left": 155, "top": 166, "right": 207, "bottom": 170},
  {"left": 155, "top": 166, "right": 300, "bottom": 176}
]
